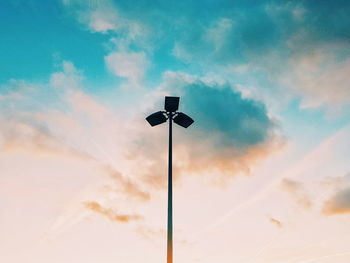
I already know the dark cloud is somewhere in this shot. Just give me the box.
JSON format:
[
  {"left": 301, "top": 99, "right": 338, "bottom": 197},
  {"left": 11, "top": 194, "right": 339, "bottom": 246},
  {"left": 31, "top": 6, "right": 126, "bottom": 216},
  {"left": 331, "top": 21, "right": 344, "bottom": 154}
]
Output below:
[
  {"left": 137, "top": 76, "right": 283, "bottom": 183},
  {"left": 63, "top": 0, "right": 350, "bottom": 108},
  {"left": 109, "top": 0, "right": 350, "bottom": 62},
  {"left": 300, "top": 0, "right": 350, "bottom": 44},
  {"left": 180, "top": 82, "right": 275, "bottom": 148}
]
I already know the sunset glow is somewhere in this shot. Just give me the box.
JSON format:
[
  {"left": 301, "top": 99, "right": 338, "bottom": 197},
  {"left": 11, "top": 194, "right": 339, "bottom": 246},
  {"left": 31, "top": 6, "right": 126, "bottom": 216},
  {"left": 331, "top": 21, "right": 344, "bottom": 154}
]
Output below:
[{"left": 1, "top": 1, "right": 350, "bottom": 262}]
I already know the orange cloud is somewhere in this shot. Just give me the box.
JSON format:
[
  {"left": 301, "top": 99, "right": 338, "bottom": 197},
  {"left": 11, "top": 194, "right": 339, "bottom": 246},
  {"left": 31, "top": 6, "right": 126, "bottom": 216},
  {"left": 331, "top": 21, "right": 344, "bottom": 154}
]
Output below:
[
  {"left": 1, "top": 62, "right": 285, "bottom": 207},
  {"left": 131, "top": 76, "right": 286, "bottom": 188},
  {"left": 321, "top": 174, "right": 350, "bottom": 215},
  {"left": 0, "top": 120, "right": 91, "bottom": 161},
  {"left": 269, "top": 217, "right": 283, "bottom": 228},
  {"left": 184, "top": 136, "right": 284, "bottom": 173},
  {"left": 127, "top": 123, "right": 284, "bottom": 189},
  {"left": 84, "top": 201, "right": 143, "bottom": 223},
  {"left": 322, "top": 188, "right": 350, "bottom": 215}
]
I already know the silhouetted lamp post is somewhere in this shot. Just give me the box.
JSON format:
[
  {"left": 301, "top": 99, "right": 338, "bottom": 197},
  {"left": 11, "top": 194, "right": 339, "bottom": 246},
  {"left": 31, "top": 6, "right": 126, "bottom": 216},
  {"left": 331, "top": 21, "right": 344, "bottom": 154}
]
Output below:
[{"left": 146, "top": 96, "right": 194, "bottom": 263}]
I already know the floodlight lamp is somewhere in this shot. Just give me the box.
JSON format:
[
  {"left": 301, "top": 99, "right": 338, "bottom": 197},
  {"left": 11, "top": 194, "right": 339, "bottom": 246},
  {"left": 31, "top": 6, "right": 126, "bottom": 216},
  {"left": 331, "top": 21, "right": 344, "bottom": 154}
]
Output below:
[
  {"left": 173, "top": 112, "right": 194, "bottom": 128},
  {"left": 165, "top": 96, "right": 179, "bottom": 112},
  {"left": 146, "top": 111, "right": 167, "bottom": 126}
]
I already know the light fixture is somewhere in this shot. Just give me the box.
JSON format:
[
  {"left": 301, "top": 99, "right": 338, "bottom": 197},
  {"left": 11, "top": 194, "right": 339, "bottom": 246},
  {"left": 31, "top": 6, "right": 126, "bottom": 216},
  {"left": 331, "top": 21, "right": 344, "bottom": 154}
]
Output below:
[
  {"left": 146, "top": 96, "right": 194, "bottom": 263},
  {"left": 146, "top": 111, "right": 167, "bottom": 126},
  {"left": 173, "top": 112, "right": 194, "bottom": 128}
]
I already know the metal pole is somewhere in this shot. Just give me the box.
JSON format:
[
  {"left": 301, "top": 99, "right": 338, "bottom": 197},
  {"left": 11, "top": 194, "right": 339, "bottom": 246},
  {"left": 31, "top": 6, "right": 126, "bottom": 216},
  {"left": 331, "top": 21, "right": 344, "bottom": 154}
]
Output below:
[{"left": 167, "top": 112, "right": 173, "bottom": 263}]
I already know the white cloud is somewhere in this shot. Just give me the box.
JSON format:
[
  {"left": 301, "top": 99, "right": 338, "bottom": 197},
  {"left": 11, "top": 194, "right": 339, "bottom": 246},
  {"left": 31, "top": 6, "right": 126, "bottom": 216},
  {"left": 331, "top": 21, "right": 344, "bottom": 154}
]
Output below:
[
  {"left": 72, "top": 0, "right": 120, "bottom": 33},
  {"left": 0, "top": 61, "right": 153, "bottom": 235},
  {"left": 62, "top": 0, "right": 147, "bottom": 38},
  {"left": 204, "top": 18, "right": 233, "bottom": 52},
  {"left": 88, "top": 9, "right": 118, "bottom": 32},
  {"left": 172, "top": 43, "right": 192, "bottom": 63},
  {"left": 50, "top": 61, "right": 82, "bottom": 90},
  {"left": 282, "top": 48, "right": 350, "bottom": 109},
  {"left": 104, "top": 51, "right": 148, "bottom": 85}
]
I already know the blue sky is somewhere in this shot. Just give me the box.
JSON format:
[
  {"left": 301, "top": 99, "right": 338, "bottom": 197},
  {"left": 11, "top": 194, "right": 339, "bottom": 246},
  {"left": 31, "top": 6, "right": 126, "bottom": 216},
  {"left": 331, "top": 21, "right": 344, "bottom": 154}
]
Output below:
[{"left": 1, "top": 0, "right": 350, "bottom": 262}]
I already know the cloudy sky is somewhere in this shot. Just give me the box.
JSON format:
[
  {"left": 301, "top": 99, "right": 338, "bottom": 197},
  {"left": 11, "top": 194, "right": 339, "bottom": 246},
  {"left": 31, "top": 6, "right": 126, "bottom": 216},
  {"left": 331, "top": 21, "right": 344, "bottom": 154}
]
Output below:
[{"left": 1, "top": 0, "right": 350, "bottom": 262}]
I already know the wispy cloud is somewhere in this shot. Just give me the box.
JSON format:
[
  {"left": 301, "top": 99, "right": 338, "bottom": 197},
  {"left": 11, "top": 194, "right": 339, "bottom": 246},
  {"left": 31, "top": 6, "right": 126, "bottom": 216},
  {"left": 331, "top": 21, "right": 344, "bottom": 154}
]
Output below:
[
  {"left": 84, "top": 201, "right": 142, "bottom": 223},
  {"left": 104, "top": 166, "right": 150, "bottom": 202},
  {"left": 0, "top": 120, "right": 90, "bottom": 160},
  {"left": 280, "top": 178, "right": 312, "bottom": 209},
  {"left": 269, "top": 217, "right": 283, "bottom": 228}
]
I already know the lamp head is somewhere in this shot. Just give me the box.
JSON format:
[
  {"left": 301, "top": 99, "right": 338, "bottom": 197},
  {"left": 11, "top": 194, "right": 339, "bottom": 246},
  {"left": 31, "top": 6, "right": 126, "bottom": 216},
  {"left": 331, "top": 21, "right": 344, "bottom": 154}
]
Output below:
[
  {"left": 146, "top": 111, "right": 167, "bottom": 126},
  {"left": 165, "top": 96, "right": 179, "bottom": 112},
  {"left": 173, "top": 112, "right": 194, "bottom": 128}
]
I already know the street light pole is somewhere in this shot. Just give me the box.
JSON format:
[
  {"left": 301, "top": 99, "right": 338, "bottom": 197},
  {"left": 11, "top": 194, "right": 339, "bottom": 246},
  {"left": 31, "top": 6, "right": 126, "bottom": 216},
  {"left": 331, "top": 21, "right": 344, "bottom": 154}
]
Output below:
[
  {"left": 146, "top": 96, "right": 194, "bottom": 263},
  {"left": 167, "top": 111, "right": 173, "bottom": 263}
]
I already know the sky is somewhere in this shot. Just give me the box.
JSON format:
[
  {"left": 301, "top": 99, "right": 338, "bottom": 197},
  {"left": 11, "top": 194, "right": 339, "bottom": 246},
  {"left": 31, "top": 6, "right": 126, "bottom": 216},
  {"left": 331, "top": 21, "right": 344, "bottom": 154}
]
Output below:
[{"left": 1, "top": 0, "right": 350, "bottom": 262}]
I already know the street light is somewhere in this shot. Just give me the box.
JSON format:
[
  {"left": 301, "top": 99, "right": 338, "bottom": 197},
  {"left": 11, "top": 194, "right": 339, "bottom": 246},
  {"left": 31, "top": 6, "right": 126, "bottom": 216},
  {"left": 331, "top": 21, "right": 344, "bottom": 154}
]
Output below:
[{"left": 146, "top": 96, "right": 194, "bottom": 263}]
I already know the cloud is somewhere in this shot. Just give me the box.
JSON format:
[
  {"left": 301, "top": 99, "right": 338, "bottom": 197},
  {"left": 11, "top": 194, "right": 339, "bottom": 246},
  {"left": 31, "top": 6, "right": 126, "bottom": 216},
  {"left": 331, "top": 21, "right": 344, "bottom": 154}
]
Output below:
[
  {"left": 180, "top": 84, "right": 274, "bottom": 148},
  {"left": 104, "top": 166, "right": 150, "bottom": 202},
  {"left": 0, "top": 89, "right": 150, "bottom": 219},
  {"left": 61, "top": 0, "right": 146, "bottom": 40},
  {"left": 280, "top": 178, "right": 312, "bottom": 209},
  {"left": 323, "top": 188, "right": 350, "bottom": 215},
  {"left": 281, "top": 48, "right": 350, "bottom": 109},
  {"left": 84, "top": 201, "right": 142, "bottom": 223},
  {"left": 170, "top": 2, "right": 299, "bottom": 64},
  {"left": 88, "top": 9, "right": 118, "bottom": 32},
  {"left": 0, "top": 61, "right": 151, "bottom": 215},
  {"left": 269, "top": 217, "right": 283, "bottom": 228},
  {"left": 297, "top": 1, "right": 350, "bottom": 45},
  {"left": 0, "top": 120, "right": 89, "bottom": 160},
  {"left": 164, "top": 1, "right": 350, "bottom": 109},
  {"left": 171, "top": 1, "right": 350, "bottom": 62},
  {"left": 61, "top": 0, "right": 350, "bottom": 111},
  {"left": 62, "top": 0, "right": 119, "bottom": 33},
  {"left": 1, "top": 60, "right": 283, "bottom": 208},
  {"left": 50, "top": 61, "right": 83, "bottom": 90},
  {"left": 104, "top": 51, "right": 148, "bottom": 84},
  {"left": 133, "top": 72, "right": 284, "bottom": 185},
  {"left": 322, "top": 173, "right": 350, "bottom": 215}
]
